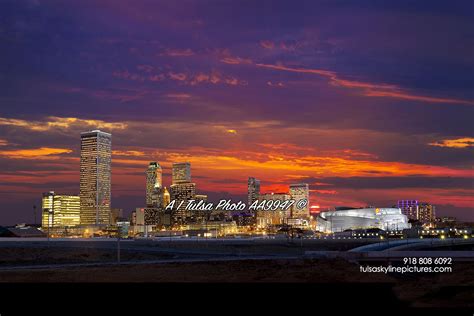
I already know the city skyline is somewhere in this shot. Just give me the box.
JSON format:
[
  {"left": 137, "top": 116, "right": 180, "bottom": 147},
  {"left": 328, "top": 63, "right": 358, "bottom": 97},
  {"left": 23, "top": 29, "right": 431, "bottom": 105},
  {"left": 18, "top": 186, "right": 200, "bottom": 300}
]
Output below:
[
  {"left": 0, "top": 0, "right": 473, "bottom": 224},
  {"left": 23, "top": 129, "right": 449, "bottom": 229}
]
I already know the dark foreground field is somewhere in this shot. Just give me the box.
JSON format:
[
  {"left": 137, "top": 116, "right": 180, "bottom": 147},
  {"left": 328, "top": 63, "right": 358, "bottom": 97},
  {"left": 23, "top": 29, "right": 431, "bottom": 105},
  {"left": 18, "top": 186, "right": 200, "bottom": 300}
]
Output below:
[
  {"left": 0, "top": 240, "right": 472, "bottom": 310},
  {"left": 0, "top": 258, "right": 472, "bottom": 308}
]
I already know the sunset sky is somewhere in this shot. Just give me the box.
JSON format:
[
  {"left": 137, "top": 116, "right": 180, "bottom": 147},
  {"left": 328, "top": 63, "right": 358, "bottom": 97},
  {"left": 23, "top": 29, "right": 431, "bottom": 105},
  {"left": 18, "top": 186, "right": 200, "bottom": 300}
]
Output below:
[{"left": 0, "top": 0, "right": 473, "bottom": 224}]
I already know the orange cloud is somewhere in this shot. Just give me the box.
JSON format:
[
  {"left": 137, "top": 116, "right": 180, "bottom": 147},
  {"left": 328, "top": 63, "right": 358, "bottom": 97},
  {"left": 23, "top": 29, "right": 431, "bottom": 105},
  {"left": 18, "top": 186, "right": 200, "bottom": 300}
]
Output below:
[
  {"left": 168, "top": 72, "right": 187, "bottom": 81},
  {"left": 260, "top": 40, "right": 275, "bottom": 49},
  {"left": 184, "top": 72, "right": 246, "bottom": 86},
  {"left": 362, "top": 90, "right": 474, "bottom": 105},
  {"left": 119, "top": 146, "right": 470, "bottom": 180},
  {"left": 0, "top": 147, "right": 72, "bottom": 159},
  {"left": 0, "top": 117, "right": 127, "bottom": 131},
  {"left": 220, "top": 56, "right": 252, "bottom": 65},
  {"left": 161, "top": 48, "right": 195, "bottom": 57},
  {"left": 255, "top": 63, "right": 474, "bottom": 105},
  {"left": 112, "top": 150, "right": 146, "bottom": 157},
  {"left": 429, "top": 137, "right": 474, "bottom": 148},
  {"left": 0, "top": 139, "right": 7, "bottom": 146},
  {"left": 330, "top": 77, "right": 397, "bottom": 90},
  {"left": 256, "top": 63, "right": 335, "bottom": 77},
  {"left": 310, "top": 189, "right": 338, "bottom": 195},
  {"left": 165, "top": 93, "right": 192, "bottom": 99}
]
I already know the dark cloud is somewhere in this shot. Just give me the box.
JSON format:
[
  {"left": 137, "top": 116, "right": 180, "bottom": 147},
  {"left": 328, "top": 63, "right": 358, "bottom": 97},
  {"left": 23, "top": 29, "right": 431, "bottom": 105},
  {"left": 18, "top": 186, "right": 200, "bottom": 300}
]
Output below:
[
  {"left": 314, "top": 177, "right": 474, "bottom": 190},
  {"left": 0, "top": 0, "right": 473, "bottom": 223}
]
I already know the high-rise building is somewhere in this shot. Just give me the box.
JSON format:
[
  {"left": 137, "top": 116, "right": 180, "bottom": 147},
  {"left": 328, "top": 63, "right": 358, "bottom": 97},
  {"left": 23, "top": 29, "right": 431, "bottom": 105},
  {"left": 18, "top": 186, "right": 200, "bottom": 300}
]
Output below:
[
  {"left": 146, "top": 162, "right": 162, "bottom": 207},
  {"left": 247, "top": 177, "right": 260, "bottom": 206},
  {"left": 397, "top": 200, "right": 436, "bottom": 225},
  {"left": 135, "top": 207, "right": 162, "bottom": 226},
  {"left": 80, "top": 130, "right": 112, "bottom": 225},
  {"left": 170, "top": 182, "right": 196, "bottom": 224},
  {"left": 289, "top": 183, "right": 310, "bottom": 219},
  {"left": 417, "top": 203, "right": 436, "bottom": 225},
  {"left": 193, "top": 194, "right": 209, "bottom": 221},
  {"left": 172, "top": 162, "right": 191, "bottom": 184},
  {"left": 256, "top": 192, "right": 291, "bottom": 229},
  {"left": 42, "top": 191, "right": 80, "bottom": 228},
  {"left": 170, "top": 183, "right": 196, "bottom": 204},
  {"left": 195, "top": 194, "right": 208, "bottom": 202},
  {"left": 110, "top": 208, "right": 123, "bottom": 225},
  {"left": 162, "top": 187, "right": 171, "bottom": 208},
  {"left": 397, "top": 200, "right": 418, "bottom": 220}
]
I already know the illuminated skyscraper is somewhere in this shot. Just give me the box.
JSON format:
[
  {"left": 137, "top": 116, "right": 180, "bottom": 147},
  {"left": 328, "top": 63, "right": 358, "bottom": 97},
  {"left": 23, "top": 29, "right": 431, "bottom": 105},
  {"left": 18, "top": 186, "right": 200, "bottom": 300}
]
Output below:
[
  {"left": 42, "top": 191, "right": 80, "bottom": 228},
  {"left": 146, "top": 162, "right": 162, "bottom": 207},
  {"left": 80, "top": 130, "right": 112, "bottom": 225},
  {"left": 172, "top": 162, "right": 191, "bottom": 184},
  {"left": 170, "top": 162, "right": 194, "bottom": 224},
  {"left": 162, "top": 187, "right": 171, "bottom": 208},
  {"left": 170, "top": 182, "right": 196, "bottom": 223},
  {"left": 247, "top": 177, "right": 260, "bottom": 205},
  {"left": 289, "top": 183, "right": 310, "bottom": 219},
  {"left": 397, "top": 200, "right": 419, "bottom": 220},
  {"left": 417, "top": 203, "right": 436, "bottom": 225},
  {"left": 397, "top": 200, "right": 436, "bottom": 225},
  {"left": 195, "top": 194, "right": 208, "bottom": 202},
  {"left": 256, "top": 192, "right": 291, "bottom": 229}
]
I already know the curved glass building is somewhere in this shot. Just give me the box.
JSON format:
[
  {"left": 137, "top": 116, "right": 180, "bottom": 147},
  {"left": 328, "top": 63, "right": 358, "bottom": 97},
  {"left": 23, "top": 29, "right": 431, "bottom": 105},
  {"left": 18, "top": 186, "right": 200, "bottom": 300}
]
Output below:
[{"left": 316, "top": 207, "right": 410, "bottom": 233}]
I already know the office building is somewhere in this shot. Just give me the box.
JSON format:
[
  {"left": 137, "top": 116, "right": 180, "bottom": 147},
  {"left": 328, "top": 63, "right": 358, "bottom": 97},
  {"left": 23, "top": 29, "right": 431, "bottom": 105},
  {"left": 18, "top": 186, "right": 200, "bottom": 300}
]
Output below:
[
  {"left": 247, "top": 177, "right": 260, "bottom": 206},
  {"left": 80, "top": 130, "right": 112, "bottom": 225},
  {"left": 162, "top": 187, "right": 171, "bottom": 208},
  {"left": 135, "top": 207, "right": 162, "bottom": 226},
  {"left": 110, "top": 208, "right": 123, "bottom": 225},
  {"left": 130, "top": 210, "right": 137, "bottom": 226},
  {"left": 289, "top": 183, "right": 310, "bottom": 219},
  {"left": 195, "top": 194, "right": 208, "bottom": 202},
  {"left": 169, "top": 162, "right": 194, "bottom": 224},
  {"left": 170, "top": 183, "right": 196, "bottom": 204},
  {"left": 172, "top": 162, "right": 191, "bottom": 184},
  {"left": 397, "top": 200, "right": 418, "bottom": 220},
  {"left": 146, "top": 162, "right": 162, "bottom": 207},
  {"left": 151, "top": 188, "right": 163, "bottom": 209},
  {"left": 41, "top": 191, "right": 80, "bottom": 228},
  {"left": 397, "top": 200, "right": 436, "bottom": 225},
  {"left": 417, "top": 203, "right": 436, "bottom": 225},
  {"left": 170, "top": 182, "right": 196, "bottom": 224},
  {"left": 256, "top": 192, "right": 291, "bottom": 229}
]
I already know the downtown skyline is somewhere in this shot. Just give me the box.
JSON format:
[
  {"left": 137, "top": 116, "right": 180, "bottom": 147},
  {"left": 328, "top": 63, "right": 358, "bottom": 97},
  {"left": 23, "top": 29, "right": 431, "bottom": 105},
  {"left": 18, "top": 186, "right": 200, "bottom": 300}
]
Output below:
[{"left": 0, "top": 0, "right": 473, "bottom": 224}]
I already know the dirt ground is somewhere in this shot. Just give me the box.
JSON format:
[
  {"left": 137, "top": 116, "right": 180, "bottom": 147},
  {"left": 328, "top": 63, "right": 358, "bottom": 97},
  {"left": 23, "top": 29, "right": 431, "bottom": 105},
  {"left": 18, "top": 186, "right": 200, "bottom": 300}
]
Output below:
[{"left": 0, "top": 258, "right": 472, "bottom": 308}]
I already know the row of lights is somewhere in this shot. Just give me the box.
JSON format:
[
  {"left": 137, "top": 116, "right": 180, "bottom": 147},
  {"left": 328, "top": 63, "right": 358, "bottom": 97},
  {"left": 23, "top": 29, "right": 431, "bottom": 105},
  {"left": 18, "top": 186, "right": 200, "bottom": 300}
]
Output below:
[{"left": 422, "top": 229, "right": 469, "bottom": 234}]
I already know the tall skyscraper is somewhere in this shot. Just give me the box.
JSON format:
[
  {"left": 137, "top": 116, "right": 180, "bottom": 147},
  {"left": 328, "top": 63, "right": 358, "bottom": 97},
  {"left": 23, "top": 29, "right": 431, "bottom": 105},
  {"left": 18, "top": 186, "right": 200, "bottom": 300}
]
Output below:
[
  {"left": 80, "top": 130, "right": 112, "bottom": 225},
  {"left": 170, "top": 182, "right": 196, "bottom": 223},
  {"left": 247, "top": 177, "right": 260, "bottom": 205},
  {"left": 289, "top": 183, "right": 310, "bottom": 219},
  {"left": 256, "top": 192, "right": 291, "bottom": 228},
  {"left": 397, "top": 200, "right": 418, "bottom": 220},
  {"left": 172, "top": 162, "right": 191, "bottom": 184},
  {"left": 170, "top": 162, "right": 194, "bottom": 224},
  {"left": 417, "top": 203, "right": 436, "bottom": 225},
  {"left": 146, "top": 162, "right": 162, "bottom": 207},
  {"left": 397, "top": 200, "right": 436, "bottom": 225},
  {"left": 42, "top": 191, "right": 80, "bottom": 228},
  {"left": 162, "top": 187, "right": 171, "bottom": 208}
]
